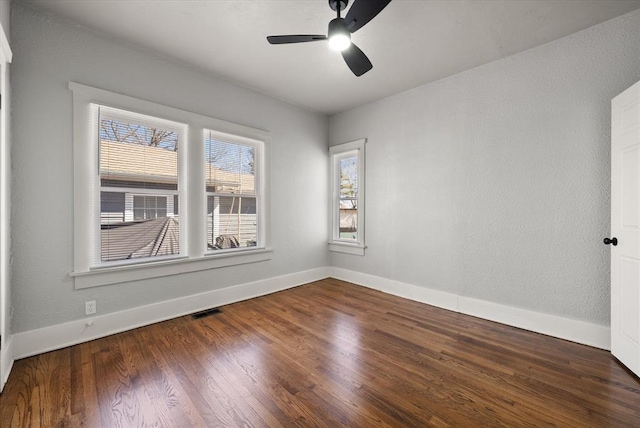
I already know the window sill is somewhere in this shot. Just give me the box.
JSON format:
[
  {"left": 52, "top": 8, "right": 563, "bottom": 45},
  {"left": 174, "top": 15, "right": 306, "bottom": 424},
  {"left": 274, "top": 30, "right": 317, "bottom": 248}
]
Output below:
[
  {"left": 329, "top": 242, "right": 366, "bottom": 256},
  {"left": 71, "top": 248, "right": 273, "bottom": 289}
]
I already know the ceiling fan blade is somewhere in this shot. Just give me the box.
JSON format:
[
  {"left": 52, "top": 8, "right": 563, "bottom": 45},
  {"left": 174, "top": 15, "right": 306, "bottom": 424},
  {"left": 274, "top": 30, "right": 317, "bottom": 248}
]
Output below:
[
  {"left": 341, "top": 43, "right": 373, "bottom": 77},
  {"left": 343, "top": 0, "right": 392, "bottom": 33},
  {"left": 267, "top": 35, "right": 327, "bottom": 44}
]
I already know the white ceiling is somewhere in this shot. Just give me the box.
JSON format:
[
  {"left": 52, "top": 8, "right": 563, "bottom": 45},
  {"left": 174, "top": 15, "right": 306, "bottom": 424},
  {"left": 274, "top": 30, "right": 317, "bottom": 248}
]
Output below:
[{"left": 22, "top": 0, "right": 640, "bottom": 115}]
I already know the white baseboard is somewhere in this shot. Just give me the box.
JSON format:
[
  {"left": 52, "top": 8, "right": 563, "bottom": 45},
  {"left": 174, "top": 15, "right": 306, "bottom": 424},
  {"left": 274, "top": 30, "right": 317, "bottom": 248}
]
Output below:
[
  {"left": 10, "top": 265, "right": 610, "bottom": 364},
  {"left": 329, "top": 267, "right": 610, "bottom": 350},
  {"left": 1, "top": 335, "right": 14, "bottom": 392},
  {"left": 330, "top": 267, "right": 459, "bottom": 311},
  {"left": 12, "top": 267, "right": 329, "bottom": 360},
  {"left": 457, "top": 296, "right": 610, "bottom": 350}
]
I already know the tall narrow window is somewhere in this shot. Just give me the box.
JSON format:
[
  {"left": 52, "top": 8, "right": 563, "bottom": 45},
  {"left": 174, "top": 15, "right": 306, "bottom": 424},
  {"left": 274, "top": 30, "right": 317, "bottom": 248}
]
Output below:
[
  {"left": 329, "top": 139, "right": 366, "bottom": 255},
  {"left": 98, "top": 107, "right": 183, "bottom": 264},
  {"left": 205, "top": 130, "right": 262, "bottom": 252},
  {"left": 338, "top": 155, "right": 358, "bottom": 240}
]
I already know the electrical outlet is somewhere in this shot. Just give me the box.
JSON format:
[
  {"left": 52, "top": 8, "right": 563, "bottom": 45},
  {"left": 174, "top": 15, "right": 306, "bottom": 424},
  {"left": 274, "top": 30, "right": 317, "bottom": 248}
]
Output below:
[{"left": 85, "top": 300, "right": 97, "bottom": 315}]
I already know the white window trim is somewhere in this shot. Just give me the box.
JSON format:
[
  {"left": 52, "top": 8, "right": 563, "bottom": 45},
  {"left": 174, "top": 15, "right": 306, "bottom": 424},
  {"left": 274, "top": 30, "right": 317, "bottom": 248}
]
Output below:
[
  {"left": 0, "top": 19, "right": 12, "bottom": 392},
  {"left": 203, "top": 129, "right": 264, "bottom": 254},
  {"left": 329, "top": 139, "right": 366, "bottom": 256},
  {"left": 69, "top": 82, "right": 271, "bottom": 288}
]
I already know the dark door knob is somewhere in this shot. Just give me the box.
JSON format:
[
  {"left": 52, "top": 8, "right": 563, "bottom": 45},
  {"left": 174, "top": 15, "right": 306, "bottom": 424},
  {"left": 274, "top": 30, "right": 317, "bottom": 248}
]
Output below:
[{"left": 604, "top": 237, "right": 618, "bottom": 246}]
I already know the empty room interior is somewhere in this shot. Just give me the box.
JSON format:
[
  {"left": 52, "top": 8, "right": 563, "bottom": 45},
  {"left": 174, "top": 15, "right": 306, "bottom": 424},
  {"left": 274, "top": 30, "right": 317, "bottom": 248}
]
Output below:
[{"left": 1, "top": 0, "right": 640, "bottom": 426}]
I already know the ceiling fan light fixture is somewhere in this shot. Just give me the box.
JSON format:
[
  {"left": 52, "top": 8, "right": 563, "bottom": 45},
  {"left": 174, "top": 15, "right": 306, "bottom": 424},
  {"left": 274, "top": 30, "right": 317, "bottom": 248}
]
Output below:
[
  {"left": 328, "top": 18, "right": 351, "bottom": 51},
  {"left": 329, "top": 34, "right": 351, "bottom": 51}
]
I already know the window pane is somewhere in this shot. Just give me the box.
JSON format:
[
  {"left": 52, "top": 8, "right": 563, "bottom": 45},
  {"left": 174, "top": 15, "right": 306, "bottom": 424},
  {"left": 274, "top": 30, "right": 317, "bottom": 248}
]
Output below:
[
  {"left": 207, "top": 196, "right": 257, "bottom": 250},
  {"left": 205, "top": 135, "right": 255, "bottom": 195},
  {"left": 99, "top": 114, "right": 180, "bottom": 262},
  {"left": 340, "top": 156, "right": 358, "bottom": 198},
  {"left": 101, "top": 214, "right": 179, "bottom": 262},
  {"left": 339, "top": 155, "right": 358, "bottom": 240},
  {"left": 100, "top": 191, "right": 125, "bottom": 225},
  {"left": 100, "top": 118, "right": 178, "bottom": 187},
  {"left": 205, "top": 130, "right": 259, "bottom": 252}
]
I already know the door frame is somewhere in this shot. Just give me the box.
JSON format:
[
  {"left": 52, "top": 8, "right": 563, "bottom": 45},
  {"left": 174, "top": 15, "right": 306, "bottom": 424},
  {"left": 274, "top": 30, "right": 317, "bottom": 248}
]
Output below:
[{"left": 0, "top": 20, "right": 12, "bottom": 391}]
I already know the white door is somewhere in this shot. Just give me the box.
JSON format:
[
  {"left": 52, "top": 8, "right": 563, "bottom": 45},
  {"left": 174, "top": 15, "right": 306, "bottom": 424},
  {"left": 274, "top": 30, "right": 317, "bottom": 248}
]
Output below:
[{"left": 611, "top": 80, "right": 640, "bottom": 378}]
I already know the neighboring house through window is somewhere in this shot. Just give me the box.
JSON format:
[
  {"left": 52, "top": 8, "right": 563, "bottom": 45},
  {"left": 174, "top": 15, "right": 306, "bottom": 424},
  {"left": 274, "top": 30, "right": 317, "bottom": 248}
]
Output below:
[{"left": 329, "top": 139, "right": 366, "bottom": 255}]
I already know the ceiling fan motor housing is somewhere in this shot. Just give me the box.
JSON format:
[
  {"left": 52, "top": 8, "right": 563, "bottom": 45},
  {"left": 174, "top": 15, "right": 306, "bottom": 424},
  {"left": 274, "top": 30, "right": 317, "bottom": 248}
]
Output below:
[
  {"left": 328, "top": 18, "right": 349, "bottom": 38},
  {"left": 329, "top": 0, "right": 348, "bottom": 12}
]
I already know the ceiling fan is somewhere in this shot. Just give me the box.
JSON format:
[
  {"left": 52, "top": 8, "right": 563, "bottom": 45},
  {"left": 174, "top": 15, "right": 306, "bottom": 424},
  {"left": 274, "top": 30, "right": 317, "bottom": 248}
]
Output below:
[{"left": 267, "top": 0, "right": 392, "bottom": 77}]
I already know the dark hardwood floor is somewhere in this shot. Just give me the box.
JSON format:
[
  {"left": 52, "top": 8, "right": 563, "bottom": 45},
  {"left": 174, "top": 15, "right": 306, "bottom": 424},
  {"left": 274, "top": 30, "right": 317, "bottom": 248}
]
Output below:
[{"left": 1, "top": 278, "right": 639, "bottom": 427}]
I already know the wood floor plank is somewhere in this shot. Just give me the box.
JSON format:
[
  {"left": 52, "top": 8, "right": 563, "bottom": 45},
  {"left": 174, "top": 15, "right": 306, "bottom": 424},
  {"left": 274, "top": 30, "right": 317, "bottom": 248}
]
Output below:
[{"left": 1, "top": 279, "right": 640, "bottom": 427}]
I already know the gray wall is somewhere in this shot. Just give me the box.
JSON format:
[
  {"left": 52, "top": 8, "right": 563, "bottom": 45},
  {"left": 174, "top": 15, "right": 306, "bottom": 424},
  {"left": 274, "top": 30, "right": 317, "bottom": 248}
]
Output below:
[
  {"left": 329, "top": 10, "right": 640, "bottom": 326},
  {"left": 11, "top": 2, "right": 640, "bottom": 335},
  {"left": 10, "top": 3, "right": 329, "bottom": 332},
  {"left": 0, "top": 0, "right": 9, "bottom": 43}
]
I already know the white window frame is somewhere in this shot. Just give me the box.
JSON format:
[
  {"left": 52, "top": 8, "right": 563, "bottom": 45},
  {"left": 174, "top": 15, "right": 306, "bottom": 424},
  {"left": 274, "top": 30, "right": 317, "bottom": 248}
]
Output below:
[
  {"left": 96, "top": 106, "right": 186, "bottom": 267},
  {"left": 69, "top": 82, "right": 271, "bottom": 289},
  {"left": 203, "top": 130, "right": 264, "bottom": 255},
  {"left": 329, "top": 139, "right": 366, "bottom": 255}
]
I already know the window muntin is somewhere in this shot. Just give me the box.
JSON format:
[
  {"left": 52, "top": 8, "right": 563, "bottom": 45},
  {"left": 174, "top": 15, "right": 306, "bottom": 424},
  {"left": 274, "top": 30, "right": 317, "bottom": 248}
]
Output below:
[
  {"left": 329, "top": 139, "right": 365, "bottom": 254},
  {"left": 98, "top": 107, "right": 183, "bottom": 264},
  {"left": 205, "top": 130, "right": 261, "bottom": 251}
]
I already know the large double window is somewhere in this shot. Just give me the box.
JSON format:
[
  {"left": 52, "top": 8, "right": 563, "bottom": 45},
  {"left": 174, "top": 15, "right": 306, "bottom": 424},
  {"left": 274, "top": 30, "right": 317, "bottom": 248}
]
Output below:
[{"left": 70, "top": 83, "right": 270, "bottom": 288}]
